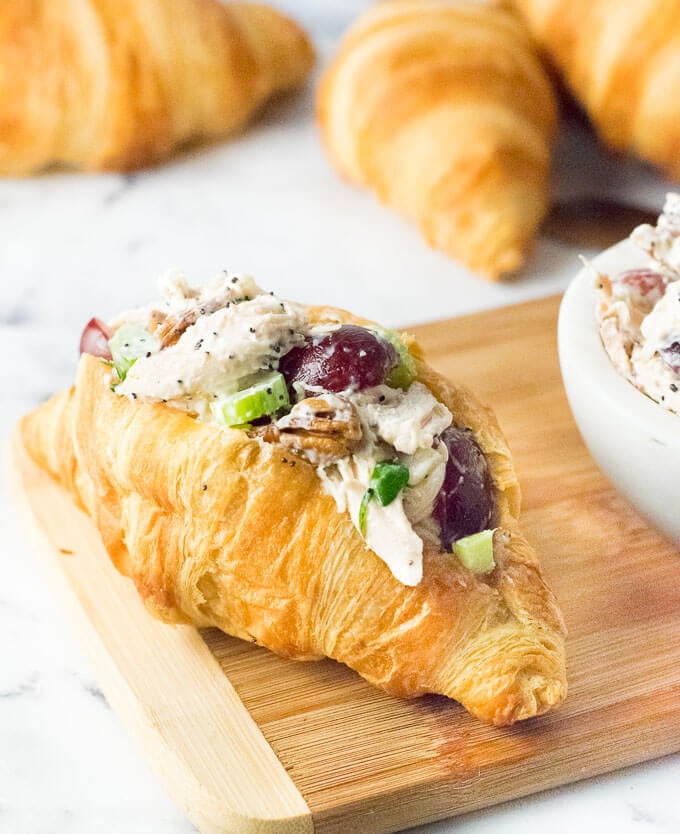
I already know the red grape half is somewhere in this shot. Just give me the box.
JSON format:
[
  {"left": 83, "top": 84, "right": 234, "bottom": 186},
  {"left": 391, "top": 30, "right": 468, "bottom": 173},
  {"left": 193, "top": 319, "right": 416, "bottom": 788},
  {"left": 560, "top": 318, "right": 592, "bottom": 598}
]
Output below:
[
  {"left": 279, "top": 325, "right": 398, "bottom": 393},
  {"left": 619, "top": 268, "right": 665, "bottom": 298},
  {"left": 80, "top": 318, "right": 113, "bottom": 359},
  {"left": 433, "top": 426, "right": 495, "bottom": 550}
]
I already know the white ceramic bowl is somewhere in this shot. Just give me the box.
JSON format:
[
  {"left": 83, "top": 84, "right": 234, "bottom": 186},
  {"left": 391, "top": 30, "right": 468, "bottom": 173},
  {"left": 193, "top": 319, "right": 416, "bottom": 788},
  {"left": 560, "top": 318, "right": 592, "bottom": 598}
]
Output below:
[{"left": 558, "top": 239, "right": 680, "bottom": 544}]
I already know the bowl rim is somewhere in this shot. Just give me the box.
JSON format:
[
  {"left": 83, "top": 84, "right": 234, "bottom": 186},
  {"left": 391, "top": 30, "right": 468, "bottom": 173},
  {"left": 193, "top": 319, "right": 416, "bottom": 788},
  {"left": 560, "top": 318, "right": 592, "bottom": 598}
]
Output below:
[{"left": 558, "top": 238, "right": 680, "bottom": 447}]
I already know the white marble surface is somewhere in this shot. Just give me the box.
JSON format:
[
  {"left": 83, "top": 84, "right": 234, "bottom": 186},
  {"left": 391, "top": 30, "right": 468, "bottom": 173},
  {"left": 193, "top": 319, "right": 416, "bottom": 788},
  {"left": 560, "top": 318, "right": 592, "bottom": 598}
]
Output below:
[{"left": 1, "top": 3, "right": 679, "bottom": 832}]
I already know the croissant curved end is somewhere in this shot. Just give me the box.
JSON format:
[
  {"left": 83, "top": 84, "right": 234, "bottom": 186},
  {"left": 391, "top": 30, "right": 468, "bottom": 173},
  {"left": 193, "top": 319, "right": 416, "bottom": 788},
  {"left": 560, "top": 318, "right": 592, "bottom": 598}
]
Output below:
[{"left": 435, "top": 625, "right": 567, "bottom": 725}]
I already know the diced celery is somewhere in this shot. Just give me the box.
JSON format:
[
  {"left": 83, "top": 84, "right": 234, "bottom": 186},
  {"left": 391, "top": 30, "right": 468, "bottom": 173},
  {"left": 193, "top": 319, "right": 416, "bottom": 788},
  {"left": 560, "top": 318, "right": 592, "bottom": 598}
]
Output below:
[
  {"left": 375, "top": 328, "right": 417, "bottom": 389},
  {"left": 452, "top": 529, "right": 496, "bottom": 573},
  {"left": 211, "top": 371, "right": 289, "bottom": 427},
  {"left": 108, "top": 325, "right": 159, "bottom": 383}
]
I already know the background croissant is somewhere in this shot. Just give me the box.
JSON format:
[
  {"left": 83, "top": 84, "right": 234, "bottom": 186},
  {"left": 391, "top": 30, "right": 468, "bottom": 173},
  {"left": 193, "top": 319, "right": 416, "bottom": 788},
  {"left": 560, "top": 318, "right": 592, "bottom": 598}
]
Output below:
[
  {"left": 0, "top": 0, "right": 314, "bottom": 174},
  {"left": 20, "top": 313, "right": 567, "bottom": 726},
  {"left": 512, "top": 0, "right": 680, "bottom": 180},
  {"left": 317, "top": 0, "right": 558, "bottom": 280}
]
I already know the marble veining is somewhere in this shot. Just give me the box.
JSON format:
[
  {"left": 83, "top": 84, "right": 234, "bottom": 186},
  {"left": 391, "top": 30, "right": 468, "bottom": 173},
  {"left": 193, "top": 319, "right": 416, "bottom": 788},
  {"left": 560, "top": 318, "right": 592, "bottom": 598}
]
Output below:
[
  {"left": 1, "top": 2, "right": 679, "bottom": 833},
  {"left": 0, "top": 673, "right": 39, "bottom": 701}
]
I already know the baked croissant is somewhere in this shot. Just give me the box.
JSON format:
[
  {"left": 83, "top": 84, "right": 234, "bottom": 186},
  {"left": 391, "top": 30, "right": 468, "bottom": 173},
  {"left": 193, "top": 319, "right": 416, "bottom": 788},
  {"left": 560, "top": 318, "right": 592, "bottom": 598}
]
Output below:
[
  {"left": 0, "top": 0, "right": 314, "bottom": 174},
  {"left": 317, "top": 0, "right": 558, "bottom": 280},
  {"left": 511, "top": 0, "right": 680, "bottom": 179},
  {"left": 20, "top": 279, "right": 566, "bottom": 726}
]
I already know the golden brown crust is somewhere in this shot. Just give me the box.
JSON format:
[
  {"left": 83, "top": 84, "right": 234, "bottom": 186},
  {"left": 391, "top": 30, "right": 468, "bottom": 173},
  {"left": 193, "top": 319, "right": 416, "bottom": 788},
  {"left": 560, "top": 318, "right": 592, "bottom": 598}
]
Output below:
[
  {"left": 316, "top": 0, "right": 558, "bottom": 280},
  {"left": 20, "top": 305, "right": 566, "bottom": 725},
  {"left": 0, "top": 0, "right": 314, "bottom": 175},
  {"left": 512, "top": 0, "right": 680, "bottom": 179}
]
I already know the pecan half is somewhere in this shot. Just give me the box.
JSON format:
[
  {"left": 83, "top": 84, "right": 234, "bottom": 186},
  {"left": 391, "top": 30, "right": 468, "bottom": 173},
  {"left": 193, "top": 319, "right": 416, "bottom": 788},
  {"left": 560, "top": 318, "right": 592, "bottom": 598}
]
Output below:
[
  {"left": 148, "top": 309, "right": 167, "bottom": 331},
  {"left": 252, "top": 396, "right": 363, "bottom": 464},
  {"left": 151, "top": 294, "right": 239, "bottom": 349},
  {"left": 154, "top": 309, "right": 199, "bottom": 348}
]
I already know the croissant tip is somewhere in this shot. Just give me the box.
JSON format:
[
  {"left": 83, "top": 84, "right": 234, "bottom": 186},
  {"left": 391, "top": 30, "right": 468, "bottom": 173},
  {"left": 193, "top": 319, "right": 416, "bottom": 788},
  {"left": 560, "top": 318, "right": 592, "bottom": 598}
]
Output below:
[
  {"left": 244, "top": 3, "right": 316, "bottom": 87},
  {"left": 434, "top": 617, "right": 567, "bottom": 725},
  {"left": 494, "top": 674, "right": 567, "bottom": 726},
  {"left": 449, "top": 246, "right": 526, "bottom": 282}
]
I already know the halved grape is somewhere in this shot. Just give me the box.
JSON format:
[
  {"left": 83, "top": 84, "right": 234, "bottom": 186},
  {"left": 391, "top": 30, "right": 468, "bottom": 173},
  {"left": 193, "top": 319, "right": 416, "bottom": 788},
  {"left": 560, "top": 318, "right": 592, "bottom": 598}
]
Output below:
[
  {"left": 278, "top": 325, "right": 398, "bottom": 393},
  {"left": 619, "top": 268, "right": 665, "bottom": 298},
  {"left": 433, "top": 426, "right": 495, "bottom": 550},
  {"left": 80, "top": 317, "right": 112, "bottom": 359},
  {"left": 660, "top": 341, "right": 680, "bottom": 374}
]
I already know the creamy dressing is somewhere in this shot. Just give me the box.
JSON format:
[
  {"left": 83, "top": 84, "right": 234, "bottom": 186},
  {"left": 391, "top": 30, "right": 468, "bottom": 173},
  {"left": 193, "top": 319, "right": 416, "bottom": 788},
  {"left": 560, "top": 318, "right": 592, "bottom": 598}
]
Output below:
[
  {"left": 115, "top": 273, "right": 307, "bottom": 411},
  {"left": 316, "top": 450, "right": 426, "bottom": 586},
  {"left": 401, "top": 445, "right": 448, "bottom": 525},
  {"left": 353, "top": 383, "right": 452, "bottom": 455},
  {"left": 631, "top": 193, "right": 680, "bottom": 276},
  {"left": 632, "top": 281, "right": 680, "bottom": 411},
  {"left": 311, "top": 386, "right": 451, "bottom": 585},
  {"left": 638, "top": 281, "right": 680, "bottom": 355},
  {"left": 597, "top": 193, "right": 680, "bottom": 414},
  {"left": 276, "top": 392, "right": 352, "bottom": 430}
]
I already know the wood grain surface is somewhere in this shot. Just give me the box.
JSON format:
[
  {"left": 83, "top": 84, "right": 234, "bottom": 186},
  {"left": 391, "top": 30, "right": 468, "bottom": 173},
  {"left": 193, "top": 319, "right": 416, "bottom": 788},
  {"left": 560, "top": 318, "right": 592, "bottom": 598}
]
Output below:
[
  {"left": 10, "top": 295, "right": 680, "bottom": 834},
  {"left": 9, "top": 443, "right": 312, "bottom": 834}
]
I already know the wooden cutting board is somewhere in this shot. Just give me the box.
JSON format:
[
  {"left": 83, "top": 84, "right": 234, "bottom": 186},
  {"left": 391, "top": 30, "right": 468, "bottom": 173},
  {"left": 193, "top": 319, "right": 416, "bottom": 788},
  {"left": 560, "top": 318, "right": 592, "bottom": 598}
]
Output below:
[{"left": 9, "top": 295, "right": 680, "bottom": 834}]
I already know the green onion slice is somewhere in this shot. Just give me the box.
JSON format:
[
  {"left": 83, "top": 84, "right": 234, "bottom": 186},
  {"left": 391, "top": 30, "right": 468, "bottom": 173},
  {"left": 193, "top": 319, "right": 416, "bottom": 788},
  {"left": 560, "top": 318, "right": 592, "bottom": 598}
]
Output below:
[{"left": 359, "top": 461, "right": 410, "bottom": 536}]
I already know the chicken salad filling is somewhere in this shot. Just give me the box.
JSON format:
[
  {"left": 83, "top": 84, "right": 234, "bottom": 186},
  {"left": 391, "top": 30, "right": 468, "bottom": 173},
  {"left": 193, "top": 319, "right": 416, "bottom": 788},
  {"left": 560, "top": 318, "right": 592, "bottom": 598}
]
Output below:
[
  {"left": 597, "top": 193, "right": 680, "bottom": 415},
  {"left": 80, "top": 271, "right": 497, "bottom": 586}
]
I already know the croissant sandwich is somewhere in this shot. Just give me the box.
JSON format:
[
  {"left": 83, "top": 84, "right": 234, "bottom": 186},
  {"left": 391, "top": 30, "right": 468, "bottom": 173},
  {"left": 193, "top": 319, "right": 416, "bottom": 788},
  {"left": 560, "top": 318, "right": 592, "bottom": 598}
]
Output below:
[
  {"left": 21, "top": 271, "right": 567, "bottom": 725},
  {"left": 0, "top": 0, "right": 315, "bottom": 174},
  {"left": 317, "top": 0, "right": 558, "bottom": 280},
  {"left": 511, "top": 0, "right": 680, "bottom": 180}
]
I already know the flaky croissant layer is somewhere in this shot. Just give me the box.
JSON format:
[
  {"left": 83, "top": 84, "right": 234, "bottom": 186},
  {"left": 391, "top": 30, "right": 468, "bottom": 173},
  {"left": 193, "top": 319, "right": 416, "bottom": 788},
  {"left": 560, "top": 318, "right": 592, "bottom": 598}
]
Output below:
[
  {"left": 0, "top": 0, "right": 314, "bottom": 174},
  {"left": 512, "top": 0, "right": 680, "bottom": 180},
  {"left": 21, "top": 310, "right": 566, "bottom": 725},
  {"left": 317, "top": 0, "right": 558, "bottom": 279}
]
